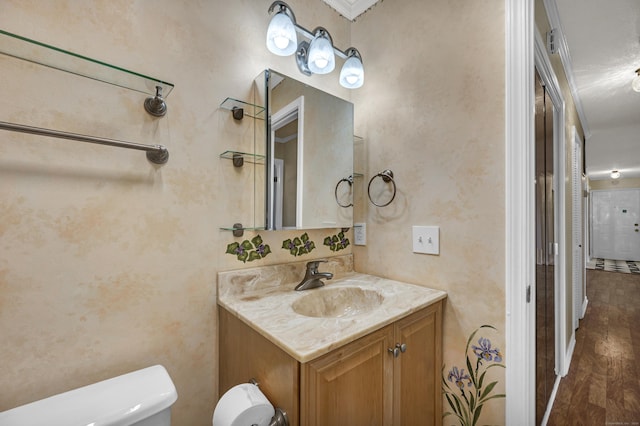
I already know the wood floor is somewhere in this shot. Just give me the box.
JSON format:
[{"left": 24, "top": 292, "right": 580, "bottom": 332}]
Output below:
[{"left": 548, "top": 269, "right": 640, "bottom": 425}]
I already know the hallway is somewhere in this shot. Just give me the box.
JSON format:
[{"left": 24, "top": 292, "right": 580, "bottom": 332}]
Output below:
[{"left": 548, "top": 269, "right": 640, "bottom": 425}]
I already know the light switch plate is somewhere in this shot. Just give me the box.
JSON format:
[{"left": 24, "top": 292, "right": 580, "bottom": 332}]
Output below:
[
  {"left": 354, "top": 223, "right": 366, "bottom": 245},
  {"left": 412, "top": 226, "right": 439, "bottom": 255}
]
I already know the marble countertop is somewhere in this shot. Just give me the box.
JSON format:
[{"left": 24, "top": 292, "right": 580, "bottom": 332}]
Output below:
[{"left": 218, "top": 265, "right": 447, "bottom": 363}]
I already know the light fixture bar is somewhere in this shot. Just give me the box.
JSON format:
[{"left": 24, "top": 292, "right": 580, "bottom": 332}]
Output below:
[{"left": 266, "top": 1, "right": 363, "bottom": 88}]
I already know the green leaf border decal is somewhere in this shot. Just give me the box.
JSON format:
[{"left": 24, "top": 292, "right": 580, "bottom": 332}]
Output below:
[
  {"left": 282, "top": 232, "right": 316, "bottom": 257},
  {"left": 323, "top": 230, "right": 350, "bottom": 252},
  {"left": 225, "top": 235, "right": 271, "bottom": 263}
]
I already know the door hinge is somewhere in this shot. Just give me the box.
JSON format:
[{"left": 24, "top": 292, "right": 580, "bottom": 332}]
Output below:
[
  {"left": 547, "top": 29, "right": 558, "bottom": 54},
  {"left": 526, "top": 285, "right": 531, "bottom": 303}
]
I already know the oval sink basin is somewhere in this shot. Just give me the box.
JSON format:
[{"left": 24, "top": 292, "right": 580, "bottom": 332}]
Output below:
[{"left": 292, "top": 287, "right": 384, "bottom": 318}]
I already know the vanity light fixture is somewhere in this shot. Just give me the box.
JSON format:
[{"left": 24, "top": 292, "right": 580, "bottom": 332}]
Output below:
[
  {"left": 339, "top": 48, "right": 364, "bottom": 88},
  {"left": 307, "top": 27, "right": 335, "bottom": 74},
  {"left": 611, "top": 170, "right": 621, "bottom": 179},
  {"left": 266, "top": 1, "right": 364, "bottom": 89},
  {"left": 632, "top": 68, "right": 640, "bottom": 93},
  {"left": 266, "top": 1, "right": 298, "bottom": 56}
]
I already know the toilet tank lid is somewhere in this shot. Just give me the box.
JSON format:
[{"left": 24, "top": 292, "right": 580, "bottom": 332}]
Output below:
[{"left": 0, "top": 365, "right": 177, "bottom": 426}]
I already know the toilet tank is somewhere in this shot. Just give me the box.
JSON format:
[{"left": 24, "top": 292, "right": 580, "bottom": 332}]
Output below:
[{"left": 0, "top": 365, "right": 177, "bottom": 426}]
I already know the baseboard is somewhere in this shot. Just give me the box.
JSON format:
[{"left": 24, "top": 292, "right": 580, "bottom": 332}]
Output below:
[
  {"left": 564, "top": 333, "right": 576, "bottom": 376},
  {"left": 581, "top": 297, "right": 588, "bottom": 319},
  {"left": 540, "top": 374, "right": 562, "bottom": 426}
]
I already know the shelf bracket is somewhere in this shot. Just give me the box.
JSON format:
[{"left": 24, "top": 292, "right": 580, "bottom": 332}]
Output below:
[{"left": 144, "top": 86, "right": 168, "bottom": 117}]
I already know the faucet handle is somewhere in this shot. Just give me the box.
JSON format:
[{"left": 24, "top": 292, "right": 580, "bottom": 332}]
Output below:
[{"left": 306, "top": 259, "right": 328, "bottom": 272}]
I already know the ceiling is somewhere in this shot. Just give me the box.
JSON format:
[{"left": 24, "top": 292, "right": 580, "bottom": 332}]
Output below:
[{"left": 553, "top": 0, "right": 640, "bottom": 180}]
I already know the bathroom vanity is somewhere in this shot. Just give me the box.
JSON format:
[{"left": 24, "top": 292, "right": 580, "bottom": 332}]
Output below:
[{"left": 217, "top": 255, "right": 446, "bottom": 425}]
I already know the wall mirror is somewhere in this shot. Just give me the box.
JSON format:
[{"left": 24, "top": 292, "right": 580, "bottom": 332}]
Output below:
[{"left": 255, "top": 69, "right": 354, "bottom": 230}]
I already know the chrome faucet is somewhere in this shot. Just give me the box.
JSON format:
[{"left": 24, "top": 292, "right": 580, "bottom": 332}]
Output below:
[{"left": 295, "top": 260, "right": 333, "bottom": 291}]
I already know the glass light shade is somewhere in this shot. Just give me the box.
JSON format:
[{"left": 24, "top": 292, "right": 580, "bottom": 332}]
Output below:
[
  {"left": 307, "top": 34, "right": 335, "bottom": 74},
  {"left": 611, "top": 170, "right": 621, "bottom": 179},
  {"left": 632, "top": 74, "right": 640, "bottom": 93},
  {"left": 266, "top": 12, "right": 297, "bottom": 56},
  {"left": 340, "top": 56, "right": 364, "bottom": 88}
]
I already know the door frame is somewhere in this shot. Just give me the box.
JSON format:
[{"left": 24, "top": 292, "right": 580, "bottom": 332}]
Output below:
[
  {"left": 505, "top": 0, "right": 536, "bottom": 422},
  {"left": 507, "top": 0, "right": 574, "bottom": 423}
]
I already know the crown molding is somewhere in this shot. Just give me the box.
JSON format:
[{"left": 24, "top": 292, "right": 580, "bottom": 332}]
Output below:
[
  {"left": 322, "top": 0, "right": 381, "bottom": 21},
  {"left": 543, "top": 0, "right": 591, "bottom": 138}
]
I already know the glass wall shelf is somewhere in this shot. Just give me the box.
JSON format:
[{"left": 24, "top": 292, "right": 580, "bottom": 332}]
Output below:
[
  {"left": 0, "top": 29, "right": 174, "bottom": 97},
  {"left": 220, "top": 97, "right": 265, "bottom": 120},
  {"left": 220, "top": 150, "right": 265, "bottom": 165},
  {"left": 219, "top": 226, "right": 266, "bottom": 231}
]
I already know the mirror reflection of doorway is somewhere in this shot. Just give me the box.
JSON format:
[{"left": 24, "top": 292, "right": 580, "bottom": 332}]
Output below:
[
  {"left": 269, "top": 96, "right": 303, "bottom": 230},
  {"left": 274, "top": 121, "right": 298, "bottom": 229}
]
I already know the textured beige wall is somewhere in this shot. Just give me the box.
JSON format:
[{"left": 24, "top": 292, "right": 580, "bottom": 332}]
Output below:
[
  {"left": 351, "top": 0, "right": 507, "bottom": 423},
  {"left": 0, "top": 1, "right": 351, "bottom": 425}
]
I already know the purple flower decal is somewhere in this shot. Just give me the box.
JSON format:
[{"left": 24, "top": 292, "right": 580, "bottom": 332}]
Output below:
[
  {"left": 443, "top": 325, "right": 505, "bottom": 425},
  {"left": 447, "top": 366, "right": 472, "bottom": 390},
  {"left": 471, "top": 337, "right": 503, "bottom": 364}
]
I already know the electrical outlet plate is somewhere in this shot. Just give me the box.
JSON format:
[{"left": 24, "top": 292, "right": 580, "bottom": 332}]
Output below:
[{"left": 412, "top": 226, "right": 439, "bottom": 255}]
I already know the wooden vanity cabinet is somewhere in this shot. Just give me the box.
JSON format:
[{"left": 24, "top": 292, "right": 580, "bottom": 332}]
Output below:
[
  {"left": 218, "top": 300, "right": 442, "bottom": 426},
  {"left": 301, "top": 302, "right": 442, "bottom": 426}
]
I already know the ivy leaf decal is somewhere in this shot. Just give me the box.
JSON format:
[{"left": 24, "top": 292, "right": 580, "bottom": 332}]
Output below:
[
  {"left": 237, "top": 250, "right": 249, "bottom": 262},
  {"left": 226, "top": 242, "right": 240, "bottom": 255},
  {"left": 283, "top": 233, "right": 316, "bottom": 257},
  {"left": 248, "top": 251, "right": 261, "bottom": 262}
]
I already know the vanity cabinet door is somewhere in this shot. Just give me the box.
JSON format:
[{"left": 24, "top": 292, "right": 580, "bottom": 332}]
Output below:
[
  {"left": 301, "top": 325, "right": 394, "bottom": 426},
  {"left": 393, "top": 302, "right": 443, "bottom": 426}
]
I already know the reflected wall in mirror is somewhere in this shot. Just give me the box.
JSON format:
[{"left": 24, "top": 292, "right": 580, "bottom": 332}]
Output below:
[{"left": 256, "top": 69, "right": 354, "bottom": 230}]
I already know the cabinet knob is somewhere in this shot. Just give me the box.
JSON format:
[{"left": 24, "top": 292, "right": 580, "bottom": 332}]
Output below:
[
  {"left": 396, "top": 343, "right": 407, "bottom": 353},
  {"left": 388, "top": 347, "right": 400, "bottom": 358}
]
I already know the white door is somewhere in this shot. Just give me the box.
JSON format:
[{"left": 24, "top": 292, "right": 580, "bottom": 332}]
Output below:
[
  {"left": 273, "top": 159, "right": 284, "bottom": 230},
  {"left": 571, "top": 132, "right": 585, "bottom": 329},
  {"left": 591, "top": 189, "right": 640, "bottom": 261}
]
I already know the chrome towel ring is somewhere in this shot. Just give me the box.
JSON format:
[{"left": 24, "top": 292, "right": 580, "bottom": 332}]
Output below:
[
  {"left": 335, "top": 175, "right": 354, "bottom": 207},
  {"left": 368, "top": 169, "right": 396, "bottom": 207}
]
